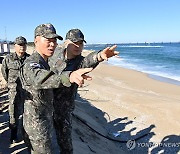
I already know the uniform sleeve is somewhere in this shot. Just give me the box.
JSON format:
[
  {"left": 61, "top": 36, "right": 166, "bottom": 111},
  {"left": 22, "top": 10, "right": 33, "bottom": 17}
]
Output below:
[
  {"left": 22, "top": 62, "right": 71, "bottom": 89},
  {"left": 48, "top": 47, "right": 64, "bottom": 68},
  {"left": 1, "top": 56, "right": 9, "bottom": 81},
  {"left": 80, "top": 52, "right": 100, "bottom": 69}
]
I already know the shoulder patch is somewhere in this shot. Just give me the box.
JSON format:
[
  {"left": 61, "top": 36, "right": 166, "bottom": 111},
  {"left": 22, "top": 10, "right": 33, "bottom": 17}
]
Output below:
[{"left": 30, "top": 63, "right": 41, "bottom": 68}]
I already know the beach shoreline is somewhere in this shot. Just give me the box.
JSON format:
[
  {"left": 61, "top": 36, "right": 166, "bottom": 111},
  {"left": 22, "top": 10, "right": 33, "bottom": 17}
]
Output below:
[
  {"left": 85, "top": 43, "right": 180, "bottom": 86},
  {"left": 83, "top": 47, "right": 180, "bottom": 87},
  {"left": 106, "top": 61, "right": 180, "bottom": 87},
  {"left": 148, "top": 74, "right": 180, "bottom": 86}
]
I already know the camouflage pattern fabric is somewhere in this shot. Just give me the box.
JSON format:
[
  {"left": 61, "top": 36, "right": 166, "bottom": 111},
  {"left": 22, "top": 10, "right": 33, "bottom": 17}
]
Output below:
[
  {"left": 65, "top": 29, "right": 86, "bottom": 43},
  {"left": 49, "top": 47, "right": 100, "bottom": 153},
  {"left": 34, "top": 23, "right": 63, "bottom": 40},
  {"left": 14, "top": 36, "right": 27, "bottom": 45},
  {"left": 20, "top": 51, "right": 71, "bottom": 153},
  {"left": 1, "top": 52, "right": 29, "bottom": 141}
]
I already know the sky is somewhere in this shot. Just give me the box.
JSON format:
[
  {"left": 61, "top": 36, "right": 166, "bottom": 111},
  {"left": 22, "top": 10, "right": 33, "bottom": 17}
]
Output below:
[{"left": 0, "top": 0, "right": 180, "bottom": 44}]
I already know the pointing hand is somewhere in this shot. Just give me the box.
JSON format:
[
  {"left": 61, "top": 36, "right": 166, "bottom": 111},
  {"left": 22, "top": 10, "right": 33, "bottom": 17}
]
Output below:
[{"left": 70, "top": 68, "right": 93, "bottom": 87}]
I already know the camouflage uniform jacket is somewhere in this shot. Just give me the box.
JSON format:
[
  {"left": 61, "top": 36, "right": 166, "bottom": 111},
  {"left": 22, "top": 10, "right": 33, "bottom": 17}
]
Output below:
[
  {"left": 49, "top": 47, "right": 100, "bottom": 115},
  {"left": 1, "top": 52, "right": 30, "bottom": 88},
  {"left": 49, "top": 47, "right": 101, "bottom": 153},
  {"left": 1, "top": 52, "right": 30, "bottom": 124},
  {"left": 20, "top": 51, "right": 71, "bottom": 153}
]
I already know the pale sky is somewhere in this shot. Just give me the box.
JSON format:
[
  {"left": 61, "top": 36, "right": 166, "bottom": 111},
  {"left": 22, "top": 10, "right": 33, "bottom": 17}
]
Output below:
[{"left": 0, "top": 0, "right": 180, "bottom": 43}]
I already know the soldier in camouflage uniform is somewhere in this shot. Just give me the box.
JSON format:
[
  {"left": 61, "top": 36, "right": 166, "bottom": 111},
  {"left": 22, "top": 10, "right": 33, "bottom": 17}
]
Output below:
[
  {"left": 20, "top": 24, "right": 93, "bottom": 154},
  {"left": 1, "top": 36, "right": 29, "bottom": 143},
  {"left": 49, "top": 29, "right": 118, "bottom": 154}
]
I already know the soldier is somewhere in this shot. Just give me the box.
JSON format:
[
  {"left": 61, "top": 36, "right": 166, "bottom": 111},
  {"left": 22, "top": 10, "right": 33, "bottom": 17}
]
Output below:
[
  {"left": 49, "top": 29, "right": 118, "bottom": 154},
  {"left": 20, "top": 24, "right": 93, "bottom": 153},
  {"left": 1, "top": 36, "right": 30, "bottom": 143}
]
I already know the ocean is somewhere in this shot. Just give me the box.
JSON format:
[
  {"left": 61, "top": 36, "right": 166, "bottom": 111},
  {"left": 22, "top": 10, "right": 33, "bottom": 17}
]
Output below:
[{"left": 84, "top": 43, "right": 180, "bottom": 86}]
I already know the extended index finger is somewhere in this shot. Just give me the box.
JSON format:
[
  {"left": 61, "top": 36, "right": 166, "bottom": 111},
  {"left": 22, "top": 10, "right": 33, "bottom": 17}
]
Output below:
[
  {"left": 109, "top": 45, "right": 117, "bottom": 51},
  {"left": 64, "top": 39, "right": 76, "bottom": 48}
]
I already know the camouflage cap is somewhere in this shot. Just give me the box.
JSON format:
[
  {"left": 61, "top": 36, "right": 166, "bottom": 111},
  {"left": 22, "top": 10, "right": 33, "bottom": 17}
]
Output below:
[
  {"left": 14, "top": 36, "right": 27, "bottom": 45},
  {"left": 65, "top": 29, "right": 86, "bottom": 43},
  {"left": 34, "top": 23, "right": 63, "bottom": 40}
]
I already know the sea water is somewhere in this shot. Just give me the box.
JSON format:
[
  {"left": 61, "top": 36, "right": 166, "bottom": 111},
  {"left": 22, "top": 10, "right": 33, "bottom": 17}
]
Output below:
[{"left": 84, "top": 43, "right": 180, "bottom": 86}]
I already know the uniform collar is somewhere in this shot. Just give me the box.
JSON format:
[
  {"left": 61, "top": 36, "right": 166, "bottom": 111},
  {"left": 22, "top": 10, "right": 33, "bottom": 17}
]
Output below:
[
  {"left": 12, "top": 52, "right": 28, "bottom": 60},
  {"left": 11, "top": 52, "right": 19, "bottom": 60},
  {"left": 35, "top": 52, "right": 50, "bottom": 70}
]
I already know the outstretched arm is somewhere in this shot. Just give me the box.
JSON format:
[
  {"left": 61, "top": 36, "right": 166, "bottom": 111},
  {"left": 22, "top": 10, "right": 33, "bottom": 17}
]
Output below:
[
  {"left": 22, "top": 62, "right": 93, "bottom": 89},
  {"left": 21, "top": 62, "right": 71, "bottom": 89},
  {"left": 97, "top": 45, "right": 119, "bottom": 61},
  {"left": 80, "top": 45, "right": 119, "bottom": 69}
]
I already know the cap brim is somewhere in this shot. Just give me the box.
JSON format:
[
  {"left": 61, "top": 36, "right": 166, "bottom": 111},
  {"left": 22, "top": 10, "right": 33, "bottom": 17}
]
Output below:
[
  {"left": 17, "top": 43, "right": 27, "bottom": 45},
  {"left": 70, "top": 38, "right": 86, "bottom": 43},
  {"left": 14, "top": 42, "right": 27, "bottom": 45},
  {"left": 56, "top": 35, "right": 63, "bottom": 40},
  {"left": 45, "top": 33, "right": 63, "bottom": 40}
]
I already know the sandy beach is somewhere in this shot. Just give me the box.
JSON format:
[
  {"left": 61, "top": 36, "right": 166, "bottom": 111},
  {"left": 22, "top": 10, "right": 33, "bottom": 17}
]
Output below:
[
  {"left": 79, "top": 62, "right": 180, "bottom": 153},
  {"left": 0, "top": 47, "right": 180, "bottom": 153}
]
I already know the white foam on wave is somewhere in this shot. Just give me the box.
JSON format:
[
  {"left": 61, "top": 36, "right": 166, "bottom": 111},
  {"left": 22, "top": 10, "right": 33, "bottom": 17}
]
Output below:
[
  {"left": 108, "top": 57, "right": 142, "bottom": 71},
  {"left": 143, "top": 70, "right": 180, "bottom": 82},
  {"left": 120, "top": 45, "right": 163, "bottom": 48},
  {"left": 107, "top": 57, "right": 180, "bottom": 83}
]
